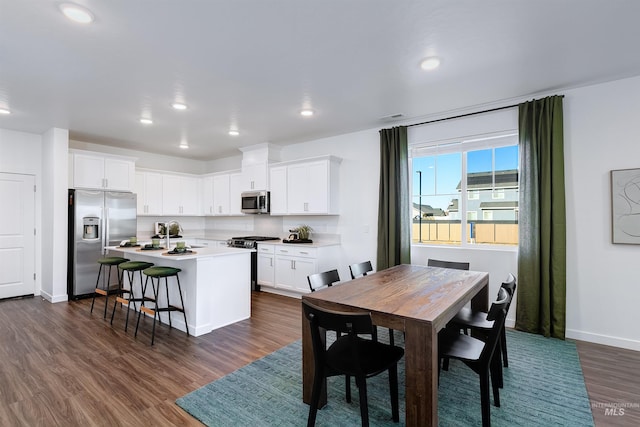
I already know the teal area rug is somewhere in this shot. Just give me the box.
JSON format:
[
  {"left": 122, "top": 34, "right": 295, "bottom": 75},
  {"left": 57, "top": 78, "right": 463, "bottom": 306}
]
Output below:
[{"left": 177, "top": 330, "right": 594, "bottom": 426}]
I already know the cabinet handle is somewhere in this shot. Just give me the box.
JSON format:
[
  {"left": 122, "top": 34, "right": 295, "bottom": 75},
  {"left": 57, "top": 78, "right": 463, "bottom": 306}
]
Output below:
[
  {"left": 299, "top": 251, "right": 308, "bottom": 255},
  {"left": 270, "top": 258, "right": 273, "bottom": 267},
  {"left": 304, "top": 202, "right": 308, "bottom": 211}
]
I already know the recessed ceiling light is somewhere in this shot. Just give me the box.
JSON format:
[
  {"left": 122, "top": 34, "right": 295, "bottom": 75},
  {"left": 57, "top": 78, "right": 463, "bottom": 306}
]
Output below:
[
  {"left": 300, "top": 109, "right": 314, "bottom": 117},
  {"left": 172, "top": 102, "right": 187, "bottom": 110},
  {"left": 0, "top": 108, "right": 10, "bottom": 115},
  {"left": 59, "top": 3, "right": 94, "bottom": 24},
  {"left": 420, "top": 56, "right": 441, "bottom": 71},
  {"left": 228, "top": 130, "right": 239, "bottom": 136},
  {"left": 139, "top": 118, "right": 153, "bottom": 125},
  {"left": 179, "top": 140, "right": 189, "bottom": 149}
]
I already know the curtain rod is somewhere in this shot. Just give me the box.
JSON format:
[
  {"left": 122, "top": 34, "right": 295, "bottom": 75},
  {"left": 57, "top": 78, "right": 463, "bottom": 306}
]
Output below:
[{"left": 406, "top": 95, "right": 564, "bottom": 128}]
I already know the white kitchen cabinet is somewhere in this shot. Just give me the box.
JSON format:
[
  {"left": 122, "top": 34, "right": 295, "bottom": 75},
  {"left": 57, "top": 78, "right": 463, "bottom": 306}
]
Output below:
[
  {"left": 270, "top": 244, "right": 339, "bottom": 295},
  {"left": 71, "top": 151, "right": 135, "bottom": 192},
  {"left": 212, "top": 174, "right": 231, "bottom": 215},
  {"left": 240, "top": 162, "right": 268, "bottom": 191},
  {"left": 269, "top": 166, "right": 287, "bottom": 215},
  {"left": 162, "top": 174, "right": 201, "bottom": 215},
  {"left": 135, "top": 171, "right": 163, "bottom": 215},
  {"left": 256, "top": 244, "right": 276, "bottom": 288},
  {"left": 268, "top": 156, "right": 341, "bottom": 215},
  {"left": 229, "top": 172, "right": 244, "bottom": 215},
  {"left": 201, "top": 176, "right": 214, "bottom": 215}
]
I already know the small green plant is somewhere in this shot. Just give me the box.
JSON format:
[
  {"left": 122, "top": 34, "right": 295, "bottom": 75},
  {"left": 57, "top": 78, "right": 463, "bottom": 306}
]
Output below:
[{"left": 296, "top": 225, "right": 313, "bottom": 240}]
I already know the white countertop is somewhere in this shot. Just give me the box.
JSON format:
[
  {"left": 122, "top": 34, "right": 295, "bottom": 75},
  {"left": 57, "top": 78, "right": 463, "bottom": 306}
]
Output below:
[{"left": 107, "top": 245, "right": 253, "bottom": 261}]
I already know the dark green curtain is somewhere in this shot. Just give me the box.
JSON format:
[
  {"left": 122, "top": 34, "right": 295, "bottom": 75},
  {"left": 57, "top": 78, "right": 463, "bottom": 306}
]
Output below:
[
  {"left": 377, "top": 126, "right": 411, "bottom": 270},
  {"left": 515, "top": 95, "right": 566, "bottom": 339}
]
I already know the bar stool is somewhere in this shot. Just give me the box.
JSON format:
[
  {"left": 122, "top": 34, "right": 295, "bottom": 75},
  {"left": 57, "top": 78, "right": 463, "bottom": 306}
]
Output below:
[
  {"left": 110, "top": 261, "right": 155, "bottom": 331},
  {"left": 135, "top": 266, "right": 189, "bottom": 345},
  {"left": 90, "top": 256, "right": 129, "bottom": 318}
]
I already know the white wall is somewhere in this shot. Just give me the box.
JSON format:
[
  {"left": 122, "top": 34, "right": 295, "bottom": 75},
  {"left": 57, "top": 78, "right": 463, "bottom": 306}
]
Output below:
[
  {"left": 564, "top": 75, "right": 640, "bottom": 350},
  {"left": 41, "top": 128, "right": 69, "bottom": 302},
  {"left": 0, "top": 128, "right": 43, "bottom": 297}
]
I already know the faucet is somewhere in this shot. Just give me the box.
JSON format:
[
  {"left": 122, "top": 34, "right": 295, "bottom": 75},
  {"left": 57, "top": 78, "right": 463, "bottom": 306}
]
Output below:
[{"left": 164, "top": 220, "right": 181, "bottom": 249}]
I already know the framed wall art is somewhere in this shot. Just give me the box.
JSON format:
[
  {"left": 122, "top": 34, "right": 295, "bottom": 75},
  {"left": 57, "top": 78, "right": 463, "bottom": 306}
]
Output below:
[{"left": 611, "top": 168, "right": 640, "bottom": 244}]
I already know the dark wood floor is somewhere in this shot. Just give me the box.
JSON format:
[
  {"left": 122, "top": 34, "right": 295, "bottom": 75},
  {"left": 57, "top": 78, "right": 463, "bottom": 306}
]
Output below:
[{"left": 0, "top": 292, "right": 638, "bottom": 426}]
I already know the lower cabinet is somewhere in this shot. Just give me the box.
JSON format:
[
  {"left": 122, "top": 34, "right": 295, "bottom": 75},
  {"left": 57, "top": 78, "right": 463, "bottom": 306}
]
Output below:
[
  {"left": 258, "top": 243, "right": 339, "bottom": 294},
  {"left": 257, "top": 244, "right": 276, "bottom": 288}
]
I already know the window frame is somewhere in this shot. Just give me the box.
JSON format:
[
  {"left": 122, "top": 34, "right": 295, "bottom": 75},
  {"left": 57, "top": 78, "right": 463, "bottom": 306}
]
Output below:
[{"left": 409, "top": 130, "right": 519, "bottom": 248}]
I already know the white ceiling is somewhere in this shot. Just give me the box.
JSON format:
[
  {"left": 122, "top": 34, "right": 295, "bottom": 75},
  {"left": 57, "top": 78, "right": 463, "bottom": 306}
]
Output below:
[{"left": 2, "top": 1, "right": 640, "bottom": 160}]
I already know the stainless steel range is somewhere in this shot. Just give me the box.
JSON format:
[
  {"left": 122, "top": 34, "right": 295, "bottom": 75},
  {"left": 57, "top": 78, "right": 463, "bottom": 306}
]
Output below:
[{"left": 227, "top": 236, "right": 280, "bottom": 290}]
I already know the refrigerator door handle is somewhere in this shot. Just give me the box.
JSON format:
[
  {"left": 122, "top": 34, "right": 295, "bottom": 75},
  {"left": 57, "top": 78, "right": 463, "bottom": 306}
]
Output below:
[{"left": 102, "top": 207, "right": 108, "bottom": 255}]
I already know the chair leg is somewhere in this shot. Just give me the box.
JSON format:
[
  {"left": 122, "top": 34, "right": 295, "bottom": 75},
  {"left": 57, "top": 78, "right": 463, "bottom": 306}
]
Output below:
[
  {"left": 490, "top": 353, "right": 502, "bottom": 407},
  {"left": 150, "top": 277, "right": 160, "bottom": 345},
  {"left": 135, "top": 275, "right": 150, "bottom": 337},
  {"left": 90, "top": 264, "right": 104, "bottom": 314},
  {"left": 175, "top": 274, "right": 189, "bottom": 336},
  {"left": 388, "top": 328, "right": 395, "bottom": 346},
  {"left": 442, "top": 357, "right": 450, "bottom": 371},
  {"left": 480, "top": 371, "right": 491, "bottom": 427},
  {"left": 501, "top": 327, "right": 509, "bottom": 367},
  {"left": 388, "top": 364, "right": 400, "bottom": 422},
  {"left": 103, "top": 265, "right": 112, "bottom": 318},
  {"left": 345, "top": 375, "right": 351, "bottom": 403},
  {"left": 356, "top": 376, "right": 369, "bottom": 427},
  {"left": 307, "top": 369, "right": 324, "bottom": 427}
]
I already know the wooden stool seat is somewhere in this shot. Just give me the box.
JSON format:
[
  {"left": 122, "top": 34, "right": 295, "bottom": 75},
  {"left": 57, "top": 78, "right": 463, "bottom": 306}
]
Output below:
[
  {"left": 135, "top": 266, "right": 188, "bottom": 345},
  {"left": 90, "top": 256, "right": 129, "bottom": 319},
  {"left": 110, "top": 261, "right": 155, "bottom": 331}
]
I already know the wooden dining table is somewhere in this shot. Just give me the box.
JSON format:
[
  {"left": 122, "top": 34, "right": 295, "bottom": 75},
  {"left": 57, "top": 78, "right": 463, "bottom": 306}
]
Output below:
[{"left": 301, "top": 263, "right": 489, "bottom": 426}]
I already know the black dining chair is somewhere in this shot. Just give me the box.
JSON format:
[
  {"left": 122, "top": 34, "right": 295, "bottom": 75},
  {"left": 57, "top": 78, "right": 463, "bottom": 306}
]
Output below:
[
  {"left": 449, "top": 273, "right": 517, "bottom": 369},
  {"left": 302, "top": 300, "right": 405, "bottom": 427},
  {"left": 427, "top": 258, "right": 470, "bottom": 271},
  {"left": 438, "top": 287, "right": 510, "bottom": 427},
  {"left": 307, "top": 269, "right": 340, "bottom": 292},
  {"left": 349, "top": 261, "right": 396, "bottom": 346}
]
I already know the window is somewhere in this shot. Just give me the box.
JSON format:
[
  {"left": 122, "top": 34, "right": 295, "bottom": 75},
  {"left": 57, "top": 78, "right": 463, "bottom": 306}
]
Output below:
[{"left": 411, "top": 132, "right": 519, "bottom": 246}]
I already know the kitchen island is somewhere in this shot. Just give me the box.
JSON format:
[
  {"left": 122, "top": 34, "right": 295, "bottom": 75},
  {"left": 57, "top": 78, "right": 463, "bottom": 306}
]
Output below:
[{"left": 107, "top": 245, "right": 252, "bottom": 337}]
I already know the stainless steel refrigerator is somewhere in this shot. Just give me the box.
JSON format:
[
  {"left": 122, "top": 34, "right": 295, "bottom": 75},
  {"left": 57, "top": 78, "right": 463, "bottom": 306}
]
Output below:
[{"left": 67, "top": 189, "right": 137, "bottom": 299}]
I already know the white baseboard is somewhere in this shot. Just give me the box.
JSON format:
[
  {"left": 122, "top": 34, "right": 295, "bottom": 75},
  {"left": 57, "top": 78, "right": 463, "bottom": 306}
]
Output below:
[
  {"left": 39, "top": 290, "right": 68, "bottom": 303},
  {"left": 566, "top": 329, "right": 640, "bottom": 352}
]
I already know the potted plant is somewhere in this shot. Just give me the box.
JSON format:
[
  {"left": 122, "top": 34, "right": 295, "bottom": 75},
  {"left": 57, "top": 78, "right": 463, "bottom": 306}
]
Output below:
[{"left": 296, "top": 225, "right": 313, "bottom": 240}]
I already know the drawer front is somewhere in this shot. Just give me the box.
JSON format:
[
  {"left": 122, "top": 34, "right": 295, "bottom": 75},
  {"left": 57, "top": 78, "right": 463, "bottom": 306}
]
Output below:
[
  {"left": 257, "top": 243, "right": 275, "bottom": 254},
  {"left": 275, "top": 245, "right": 317, "bottom": 258}
]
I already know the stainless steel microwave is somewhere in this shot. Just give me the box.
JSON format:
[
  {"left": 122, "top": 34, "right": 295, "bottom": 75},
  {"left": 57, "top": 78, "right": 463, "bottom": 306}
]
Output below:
[{"left": 241, "top": 190, "right": 270, "bottom": 214}]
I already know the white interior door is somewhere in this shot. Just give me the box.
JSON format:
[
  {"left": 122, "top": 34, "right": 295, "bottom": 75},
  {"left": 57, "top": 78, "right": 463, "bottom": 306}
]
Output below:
[{"left": 0, "top": 173, "right": 35, "bottom": 299}]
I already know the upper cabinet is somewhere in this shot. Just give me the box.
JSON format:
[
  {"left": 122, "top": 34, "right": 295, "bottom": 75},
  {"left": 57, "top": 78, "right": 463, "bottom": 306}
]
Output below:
[
  {"left": 135, "top": 171, "right": 163, "bottom": 215},
  {"left": 269, "top": 156, "right": 341, "bottom": 215},
  {"left": 70, "top": 151, "right": 135, "bottom": 192},
  {"left": 161, "top": 174, "right": 201, "bottom": 216},
  {"left": 240, "top": 162, "right": 268, "bottom": 191},
  {"left": 201, "top": 176, "right": 215, "bottom": 215},
  {"left": 202, "top": 171, "right": 245, "bottom": 216}
]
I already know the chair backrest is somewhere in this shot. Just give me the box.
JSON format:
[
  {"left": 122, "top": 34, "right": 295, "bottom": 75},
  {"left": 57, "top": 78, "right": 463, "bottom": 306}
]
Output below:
[
  {"left": 349, "top": 261, "right": 373, "bottom": 279},
  {"left": 307, "top": 269, "right": 340, "bottom": 292},
  {"left": 302, "top": 300, "right": 373, "bottom": 372},
  {"left": 427, "top": 258, "right": 470, "bottom": 270},
  {"left": 501, "top": 273, "right": 516, "bottom": 298},
  {"left": 480, "top": 287, "right": 510, "bottom": 363}
]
